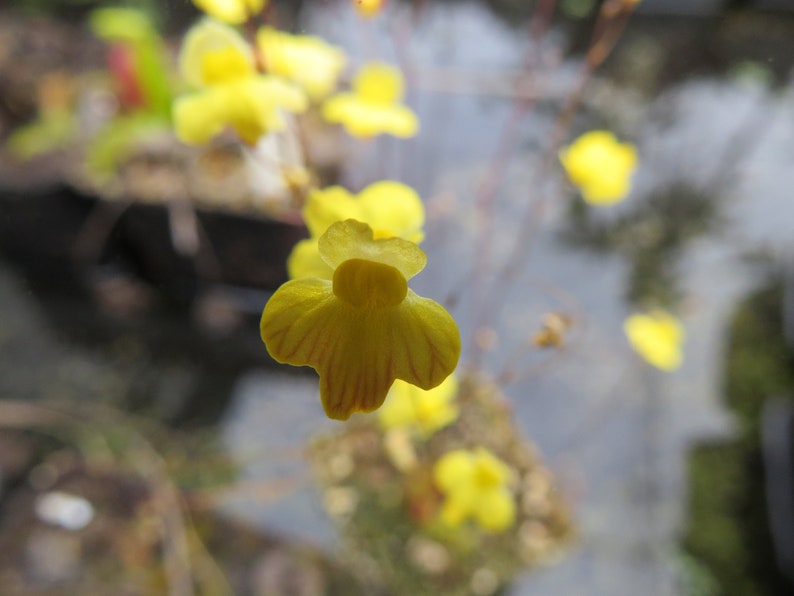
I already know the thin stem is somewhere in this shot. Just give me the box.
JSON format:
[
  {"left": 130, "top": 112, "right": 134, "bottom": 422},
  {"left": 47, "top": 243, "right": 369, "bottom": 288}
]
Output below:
[
  {"left": 468, "top": 0, "right": 559, "bottom": 369},
  {"left": 486, "top": 0, "right": 639, "bottom": 338}
]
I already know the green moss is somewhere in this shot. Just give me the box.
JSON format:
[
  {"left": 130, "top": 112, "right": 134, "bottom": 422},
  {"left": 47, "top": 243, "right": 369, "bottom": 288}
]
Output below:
[{"left": 682, "top": 276, "right": 794, "bottom": 596}]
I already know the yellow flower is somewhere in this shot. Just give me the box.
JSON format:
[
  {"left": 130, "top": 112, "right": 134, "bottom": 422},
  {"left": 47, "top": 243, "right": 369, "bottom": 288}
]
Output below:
[
  {"left": 378, "top": 374, "right": 459, "bottom": 436},
  {"left": 173, "top": 19, "right": 307, "bottom": 145},
  {"left": 624, "top": 310, "right": 684, "bottom": 371},
  {"left": 559, "top": 130, "right": 638, "bottom": 205},
  {"left": 353, "top": 0, "right": 386, "bottom": 17},
  {"left": 433, "top": 448, "right": 516, "bottom": 532},
  {"left": 322, "top": 62, "right": 418, "bottom": 138},
  {"left": 193, "top": 0, "right": 266, "bottom": 24},
  {"left": 173, "top": 77, "right": 306, "bottom": 145},
  {"left": 261, "top": 219, "right": 460, "bottom": 420},
  {"left": 288, "top": 181, "right": 425, "bottom": 280},
  {"left": 257, "top": 27, "right": 346, "bottom": 101}
]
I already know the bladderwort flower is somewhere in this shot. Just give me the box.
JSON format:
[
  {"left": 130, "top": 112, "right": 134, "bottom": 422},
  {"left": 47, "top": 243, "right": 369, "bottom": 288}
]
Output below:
[
  {"left": 173, "top": 19, "right": 307, "bottom": 146},
  {"left": 559, "top": 130, "right": 638, "bottom": 205},
  {"left": 323, "top": 62, "right": 418, "bottom": 138},
  {"left": 257, "top": 27, "right": 346, "bottom": 102},
  {"left": 193, "top": 0, "right": 266, "bottom": 24},
  {"left": 378, "top": 374, "right": 459, "bottom": 437},
  {"left": 433, "top": 447, "right": 516, "bottom": 533},
  {"left": 261, "top": 219, "right": 460, "bottom": 420},
  {"left": 624, "top": 310, "right": 684, "bottom": 371},
  {"left": 288, "top": 181, "right": 425, "bottom": 280},
  {"left": 353, "top": 0, "right": 387, "bottom": 18}
]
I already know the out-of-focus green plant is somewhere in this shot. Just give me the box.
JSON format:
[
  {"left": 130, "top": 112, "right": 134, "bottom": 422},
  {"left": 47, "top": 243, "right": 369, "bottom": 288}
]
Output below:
[
  {"left": 90, "top": 7, "right": 172, "bottom": 119},
  {"left": 683, "top": 279, "right": 794, "bottom": 595},
  {"left": 6, "top": 72, "right": 77, "bottom": 159}
]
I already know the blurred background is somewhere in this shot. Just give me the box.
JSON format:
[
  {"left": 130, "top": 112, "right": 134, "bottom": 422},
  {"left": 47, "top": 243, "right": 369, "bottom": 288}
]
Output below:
[{"left": 1, "top": 0, "right": 794, "bottom": 594}]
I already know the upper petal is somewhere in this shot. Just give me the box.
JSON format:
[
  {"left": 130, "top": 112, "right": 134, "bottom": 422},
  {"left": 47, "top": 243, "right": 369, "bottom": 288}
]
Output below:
[
  {"left": 257, "top": 27, "right": 346, "bottom": 101},
  {"left": 318, "top": 220, "right": 426, "bottom": 280},
  {"left": 179, "top": 18, "right": 255, "bottom": 88},
  {"left": 286, "top": 238, "right": 334, "bottom": 280},
  {"left": 353, "top": 62, "right": 404, "bottom": 103},
  {"left": 358, "top": 181, "right": 425, "bottom": 242},
  {"left": 302, "top": 186, "right": 361, "bottom": 237}
]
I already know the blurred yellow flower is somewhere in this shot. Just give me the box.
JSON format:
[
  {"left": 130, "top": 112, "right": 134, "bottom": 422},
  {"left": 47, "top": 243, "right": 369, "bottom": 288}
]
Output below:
[
  {"left": 624, "top": 310, "right": 684, "bottom": 371},
  {"left": 173, "top": 19, "right": 307, "bottom": 145},
  {"left": 323, "top": 62, "right": 418, "bottom": 138},
  {"left": 193, "top": 0, "right": 266, "bottom": 24},
  {"left": 257, "top": 27, "right": 346, "bottom": 101},
  {"left": 559, "top": 130, "right": 638, "bottom": 205},
  {"left": 353, "top": 0, "right": 386, "bottom": 17},
  {"left": 378, "top": 375, "right": 459, "bottom": 436},
  {"left": 433, "top": 448, "right": 516, "bottom": 532},
  {"left": 261, "top": 220, "right": 460, "bottom": 420},
  {"left": 179, "top": 18, "right": 255, "bottom": 88},
  {"left": 288, "top": 181, "right": 425, "bottom": 280}
]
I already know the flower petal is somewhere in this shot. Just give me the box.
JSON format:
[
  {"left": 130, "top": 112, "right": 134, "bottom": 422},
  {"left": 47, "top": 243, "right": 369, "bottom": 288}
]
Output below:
[
  {"left": 319, "top": 220, "right": 426, "bottom": 280},
  {"left": 379, "top": 375, "right": 458, "bottom": 434},
  {"left": 173, "top": 91, "right": 226, "bottom": 145},
  {"left": 358, "top": 181, "right": 425, "bottom": 242},
  {"left": 353, "top": 62, "right": 404, "bottom": 103},
  {"left": 179, "top": 18, "right": 255, "bottom": 88},
  {"left": 193, "top": 0, "right": 266, "bottom": 24},
  {"left": 322, "top": 96, "right": 418, "bottom": 138},
  {"left": 624, "top": 310, "right": 684, "bottom": 371},
  {"left": 434, "top": 450, "right": 474, "bottom": 491},
  {"left": 260, "top": 279, "right": 394, "bottom": 419},
  {"left": 474, "top": 489, "right": 516, "bottom": 532},
  {"left": 302, "top": 186, "right": 361, "bottom": 237},
  {"left": 257, "top": 27, "right": 346, "bottom": 101},
  {"left": 391, "top": 290, "right": 461, "bottom": 389},
  {"left": 287, "top": 238, "right": 334, "bottom": 280}
]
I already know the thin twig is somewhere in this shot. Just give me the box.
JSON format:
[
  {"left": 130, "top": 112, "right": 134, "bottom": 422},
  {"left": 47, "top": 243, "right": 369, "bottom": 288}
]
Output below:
[{"left": 469, "top": 0, "right": 559, "bottom": 369}]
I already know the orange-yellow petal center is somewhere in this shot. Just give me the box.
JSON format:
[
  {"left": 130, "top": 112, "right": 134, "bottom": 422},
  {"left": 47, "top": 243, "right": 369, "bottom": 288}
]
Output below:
[{"left": 333, "top": 258, "right": 407, "bottom": 309}]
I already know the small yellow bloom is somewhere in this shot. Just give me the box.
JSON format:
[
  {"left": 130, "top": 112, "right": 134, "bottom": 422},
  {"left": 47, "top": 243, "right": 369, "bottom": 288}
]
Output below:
[
  {"left": 378, "top": 375, "right": 459, "bottom": 436},
  {"left": 288, "top": 181, "right": 425, "bottom": 280},
  {"left": 624, "top": 310, "right": 684, "bottom": 371},
  {"left": 322, "top": 62, "right": 418, "bottom": 138},
  {"left": 353, "top": 0, "right": 386, "bottom": 18},
  {"left": 261, "top": 220, "right": 460, "bottom": 420},
  {"left": 559, "top": 130, "right": 638, "bottom": 205},
  {"left": 257, "top": 27, "right": 346, "bottom": 101},
  {"left": 433, "top": 448, "right": 516, "bottom": 532},
  {"left": 193, "top": 0, "right": 267, "bottom": 24},
  {"left": 174, "top": 19, "right": 307, "bottom": 145}
]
